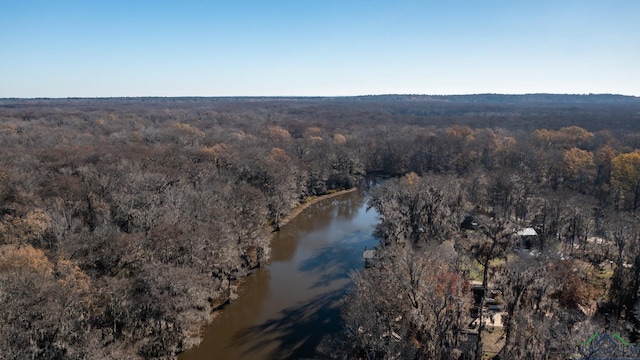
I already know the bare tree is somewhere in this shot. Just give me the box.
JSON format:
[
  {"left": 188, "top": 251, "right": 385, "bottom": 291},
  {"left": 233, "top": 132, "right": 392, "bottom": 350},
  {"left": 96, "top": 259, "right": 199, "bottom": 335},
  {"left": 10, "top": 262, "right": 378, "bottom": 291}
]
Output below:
[{"left": 340, "top": 244, "right": 471, "bottom": 359}]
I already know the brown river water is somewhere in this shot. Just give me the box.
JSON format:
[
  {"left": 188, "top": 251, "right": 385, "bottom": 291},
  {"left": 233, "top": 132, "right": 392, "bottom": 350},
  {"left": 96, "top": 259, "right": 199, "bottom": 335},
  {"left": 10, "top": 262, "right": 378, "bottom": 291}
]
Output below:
[{"left": 179, "top": 188, "right": 379, "bottom": 360}]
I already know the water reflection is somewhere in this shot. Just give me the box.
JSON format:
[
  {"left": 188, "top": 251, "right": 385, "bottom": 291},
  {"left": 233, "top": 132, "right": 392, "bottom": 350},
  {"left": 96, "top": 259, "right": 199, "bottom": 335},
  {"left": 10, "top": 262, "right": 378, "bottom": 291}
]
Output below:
[{"left": 179, "top": 189, "right": 378, "bottom": 360}]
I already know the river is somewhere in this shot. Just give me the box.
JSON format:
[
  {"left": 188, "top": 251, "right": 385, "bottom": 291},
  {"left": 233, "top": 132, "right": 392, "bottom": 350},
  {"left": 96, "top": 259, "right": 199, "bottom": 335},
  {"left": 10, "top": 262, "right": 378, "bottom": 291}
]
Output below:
[{"left": 179, "top": 187, "right": 379, "bottom": 360}]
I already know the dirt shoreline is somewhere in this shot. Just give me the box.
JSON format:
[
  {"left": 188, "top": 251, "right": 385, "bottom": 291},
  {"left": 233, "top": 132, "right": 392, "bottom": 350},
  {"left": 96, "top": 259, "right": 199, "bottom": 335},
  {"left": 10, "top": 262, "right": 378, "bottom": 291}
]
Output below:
[{"left": 278, "top": 187, "right": 358, "bottom": 229}]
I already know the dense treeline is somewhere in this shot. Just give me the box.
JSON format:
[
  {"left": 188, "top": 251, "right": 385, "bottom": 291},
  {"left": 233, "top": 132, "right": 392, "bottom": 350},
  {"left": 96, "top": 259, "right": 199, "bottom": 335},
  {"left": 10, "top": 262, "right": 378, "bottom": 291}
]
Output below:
[{"left": 1, "top": 95, "right": 640, "bottom": 359}]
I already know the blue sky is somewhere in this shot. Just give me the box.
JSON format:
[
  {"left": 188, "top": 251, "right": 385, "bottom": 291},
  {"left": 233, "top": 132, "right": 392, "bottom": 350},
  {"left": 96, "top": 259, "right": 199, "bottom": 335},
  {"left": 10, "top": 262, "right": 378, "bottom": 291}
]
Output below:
[{"left": 1, "top": 0, "right": 638, "bottom": 97}]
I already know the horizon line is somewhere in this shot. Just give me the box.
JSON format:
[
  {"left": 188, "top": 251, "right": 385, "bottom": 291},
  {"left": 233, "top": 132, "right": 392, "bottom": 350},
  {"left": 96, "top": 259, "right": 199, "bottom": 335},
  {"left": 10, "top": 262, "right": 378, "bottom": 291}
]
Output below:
[{"left": 2, "top": 92, "right": 639, "bottom": 101}]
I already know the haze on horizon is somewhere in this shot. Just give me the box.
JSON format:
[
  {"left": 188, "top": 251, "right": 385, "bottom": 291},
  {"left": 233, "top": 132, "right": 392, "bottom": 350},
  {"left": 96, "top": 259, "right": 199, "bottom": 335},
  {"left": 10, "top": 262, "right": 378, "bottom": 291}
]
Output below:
[{"left": 1, "top": 0, "right": 638, "bottom": 98}]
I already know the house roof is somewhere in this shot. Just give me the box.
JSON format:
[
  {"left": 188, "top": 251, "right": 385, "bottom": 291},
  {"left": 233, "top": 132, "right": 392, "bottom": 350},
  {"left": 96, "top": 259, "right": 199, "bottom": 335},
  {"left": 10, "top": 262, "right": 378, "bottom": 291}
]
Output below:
[
  {"left": 586, "top": 237, "right": 606, "bottom": 244},
  {"left": 516, "top": 228, "right": 538, "bottom": 236}
]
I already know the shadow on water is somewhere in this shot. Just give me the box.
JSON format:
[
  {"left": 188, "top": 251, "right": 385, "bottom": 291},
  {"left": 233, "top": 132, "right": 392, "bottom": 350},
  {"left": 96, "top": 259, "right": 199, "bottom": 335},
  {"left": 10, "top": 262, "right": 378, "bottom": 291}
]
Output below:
[
  {"left": 298, "top": 229, "right": 370, "bottom": 289},
  {"left": 232, "top": 287, "right": 347, "bottom": 360}
]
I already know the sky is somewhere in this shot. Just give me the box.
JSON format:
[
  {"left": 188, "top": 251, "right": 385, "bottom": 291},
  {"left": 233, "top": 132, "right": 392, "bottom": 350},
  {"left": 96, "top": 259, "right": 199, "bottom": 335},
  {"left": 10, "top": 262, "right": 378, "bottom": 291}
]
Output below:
[{"left": 1, "top": 0, "right": 639, "bottom": 98}]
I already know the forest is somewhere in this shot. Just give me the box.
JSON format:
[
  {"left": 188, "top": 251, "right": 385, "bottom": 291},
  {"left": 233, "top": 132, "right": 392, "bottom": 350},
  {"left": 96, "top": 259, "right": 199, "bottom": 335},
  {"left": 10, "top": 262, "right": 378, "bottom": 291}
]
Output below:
[{"left": 1, "top": 94, "right": 640, "bottom": 359}]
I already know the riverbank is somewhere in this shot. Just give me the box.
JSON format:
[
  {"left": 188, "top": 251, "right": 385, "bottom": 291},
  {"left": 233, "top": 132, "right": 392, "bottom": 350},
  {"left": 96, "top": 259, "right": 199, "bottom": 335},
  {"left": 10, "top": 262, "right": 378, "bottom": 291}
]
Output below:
[
  {"left": 278, "top": 188, "right": 358, "bottom": 229},
  {"left": 179, "top": 187, "right": 377, "bottom": 360},
  {"left": 180, "top": 187, "right": 359, "bottom": 355}
]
